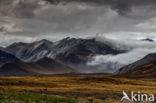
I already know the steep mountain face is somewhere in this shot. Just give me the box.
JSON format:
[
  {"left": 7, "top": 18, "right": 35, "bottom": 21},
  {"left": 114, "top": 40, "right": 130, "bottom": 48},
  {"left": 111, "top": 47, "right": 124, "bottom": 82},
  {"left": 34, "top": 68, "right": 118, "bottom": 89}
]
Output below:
[
  {"left": 0, "top": 57, "right": 77, "bottom": 76},
  {"left": 118, "top": 53, "right": 156, "bottom": 73},
  {"left": 0, "top": 50, "right": 20, "bottom": 67},
  {"left": 53, "top": 38, "right": 121, "bottom": 64},
  {"left": 4, "top": 39, "right": 53, "bottom": 61},
  {"left": 118, "top": 61, "right": 156, "bottom": 78}
]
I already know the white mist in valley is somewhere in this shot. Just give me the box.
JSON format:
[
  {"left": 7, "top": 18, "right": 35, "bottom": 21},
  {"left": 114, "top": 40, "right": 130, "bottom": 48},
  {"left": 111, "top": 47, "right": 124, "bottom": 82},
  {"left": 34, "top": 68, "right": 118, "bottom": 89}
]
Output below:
[{"left": 87, "top": 35, "right": 156, "bottom": 73}]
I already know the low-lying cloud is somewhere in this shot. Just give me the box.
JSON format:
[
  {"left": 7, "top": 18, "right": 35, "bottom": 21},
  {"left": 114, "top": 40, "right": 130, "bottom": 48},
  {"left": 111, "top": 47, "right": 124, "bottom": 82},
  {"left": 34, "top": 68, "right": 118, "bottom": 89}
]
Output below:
[{"left": 87, "top": 35, "right": 156, "bottom": 73}]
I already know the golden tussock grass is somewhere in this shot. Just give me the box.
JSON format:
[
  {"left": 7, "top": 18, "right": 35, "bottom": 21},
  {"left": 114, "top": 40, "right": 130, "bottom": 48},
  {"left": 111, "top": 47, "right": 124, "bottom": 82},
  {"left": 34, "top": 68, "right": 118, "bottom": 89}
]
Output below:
[{"left": 0, "top": 75, "right": 155, "bottom": 102}]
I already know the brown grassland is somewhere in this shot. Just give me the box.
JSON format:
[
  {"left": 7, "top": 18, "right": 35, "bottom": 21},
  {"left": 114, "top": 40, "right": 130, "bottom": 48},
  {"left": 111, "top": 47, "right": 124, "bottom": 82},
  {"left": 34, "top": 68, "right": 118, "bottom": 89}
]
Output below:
[{"left": 0, "top": 75, "right": 156, "bottom": 103}]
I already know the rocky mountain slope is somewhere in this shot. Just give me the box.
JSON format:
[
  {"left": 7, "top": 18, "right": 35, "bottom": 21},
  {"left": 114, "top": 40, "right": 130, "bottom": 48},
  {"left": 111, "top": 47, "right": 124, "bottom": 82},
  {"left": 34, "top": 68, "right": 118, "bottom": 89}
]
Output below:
[{"left": 4, "top": 39, "right": 53, "bottom": 61}]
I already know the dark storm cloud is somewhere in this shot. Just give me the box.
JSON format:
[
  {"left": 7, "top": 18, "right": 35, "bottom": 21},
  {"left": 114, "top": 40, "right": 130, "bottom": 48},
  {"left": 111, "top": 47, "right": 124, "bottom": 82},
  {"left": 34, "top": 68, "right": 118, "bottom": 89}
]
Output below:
[
  {"left": 44, "top": 0, "right": 156, "bottom": 16},
  {"left": 0, "top": 0, "right": 156, "bottom": 18},
  {"left": 0, "top": 0, "right": 156, "bottom": 45},
  {"left": 0, "top": 0, "right": 156, "bottom": 69},
  {"left": 0, "top": 0, "right": 40, "bottom": 18}
]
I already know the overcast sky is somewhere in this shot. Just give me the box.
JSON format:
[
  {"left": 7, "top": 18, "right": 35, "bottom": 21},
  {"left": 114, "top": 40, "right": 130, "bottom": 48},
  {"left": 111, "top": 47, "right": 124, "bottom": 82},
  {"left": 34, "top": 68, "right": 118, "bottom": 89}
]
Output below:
[{"left": 0, "top": 0, "right": 156, "bottom": 46}]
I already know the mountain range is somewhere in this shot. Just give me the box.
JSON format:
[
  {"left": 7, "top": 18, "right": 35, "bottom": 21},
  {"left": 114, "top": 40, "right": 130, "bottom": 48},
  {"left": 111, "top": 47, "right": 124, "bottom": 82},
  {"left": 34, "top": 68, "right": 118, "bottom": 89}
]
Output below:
[
  {"left": 4, "top": 38, "right": 122, "bottom": 62},
  {"left": 0, "top": 37, "right": 155, "bottom": 76},
  {"left": 3, "top": 37, "right": 123, "bottom": 73}
]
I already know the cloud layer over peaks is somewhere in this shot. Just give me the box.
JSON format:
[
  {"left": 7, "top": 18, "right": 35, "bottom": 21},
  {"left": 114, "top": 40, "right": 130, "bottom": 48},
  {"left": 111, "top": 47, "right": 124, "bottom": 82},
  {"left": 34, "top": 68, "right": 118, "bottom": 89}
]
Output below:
[{"left": 0, "top": 0, "right": 156, "bottom": 46}]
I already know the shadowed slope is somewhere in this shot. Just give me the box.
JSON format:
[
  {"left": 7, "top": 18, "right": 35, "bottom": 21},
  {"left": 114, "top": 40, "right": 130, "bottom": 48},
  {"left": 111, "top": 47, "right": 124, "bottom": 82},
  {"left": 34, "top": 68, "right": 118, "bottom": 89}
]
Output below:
[
  {"left": 119, "top": 61, "right": 156, "bottom": 78},
  {"left": 118, "top": 53, "right": 156, "bottom": 73},
  {"left": 0, "top": 57, "right": 77, "bottom": 76},
  {"left": 0, "top": 50, "right": 20, "bottom": 67}
]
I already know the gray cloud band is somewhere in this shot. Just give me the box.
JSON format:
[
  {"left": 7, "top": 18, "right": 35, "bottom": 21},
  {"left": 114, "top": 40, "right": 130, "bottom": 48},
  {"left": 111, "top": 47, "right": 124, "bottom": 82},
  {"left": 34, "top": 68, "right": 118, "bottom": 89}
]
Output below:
[
  {"left": 1, "top": 0, "right": 156, "bottom": 18},
  {"left": 45, "top": 0, "right": 156, "bottom": 16},
  {"left": 0, "top": 0, "right": 156, "bottom": 39}
]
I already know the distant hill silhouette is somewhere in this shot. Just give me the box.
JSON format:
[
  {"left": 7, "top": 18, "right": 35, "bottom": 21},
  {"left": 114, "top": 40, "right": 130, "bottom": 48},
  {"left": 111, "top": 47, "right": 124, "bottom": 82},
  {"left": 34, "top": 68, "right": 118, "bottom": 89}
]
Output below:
[
  {"left": 0, "top": 50, "right": 20, "bottom": 67},
  {"left": 0, "top": 57, "right": 77, "bottom": 76},
  {"left": 118, "top": 60, "right": 156, "bottom": 78}
]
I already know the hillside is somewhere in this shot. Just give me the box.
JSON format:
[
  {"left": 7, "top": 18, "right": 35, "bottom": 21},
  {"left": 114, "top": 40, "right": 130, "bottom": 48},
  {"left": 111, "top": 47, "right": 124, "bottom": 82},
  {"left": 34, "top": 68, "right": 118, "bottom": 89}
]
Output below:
[
  {"left": 0, "top": 50, "right": 20, "bottom": 67},
  {"left": 117, "top": 53, "right": 156, "bottom": 73},
  {"left": 118, "top": 60, "right": 156, "bottom": 78},
  {"left": 0, "top": 57, "right": 77, "bottom": 76}
]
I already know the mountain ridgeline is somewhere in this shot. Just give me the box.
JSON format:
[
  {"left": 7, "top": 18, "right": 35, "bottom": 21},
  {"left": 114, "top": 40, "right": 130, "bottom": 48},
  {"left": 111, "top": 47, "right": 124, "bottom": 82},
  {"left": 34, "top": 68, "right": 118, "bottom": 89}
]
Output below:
[
  {"left": 4, "top": 38, "right": 121, "bottom": 62},
  {"left": 3, "top": 37, "right": 123, "bottom": 73},
  {"left": 1, "top": 37, "right": 155, "bottom": 76},
  {"left": 4, "top": 39, "right": 53, "bottom": 61}
]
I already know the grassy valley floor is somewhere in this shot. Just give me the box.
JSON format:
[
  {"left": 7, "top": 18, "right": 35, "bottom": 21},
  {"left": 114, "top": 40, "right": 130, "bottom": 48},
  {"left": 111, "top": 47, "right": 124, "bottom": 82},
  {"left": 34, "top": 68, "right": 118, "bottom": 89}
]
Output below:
[{"left": 0, "top": 75, "right": 155, "bottom": 103}]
